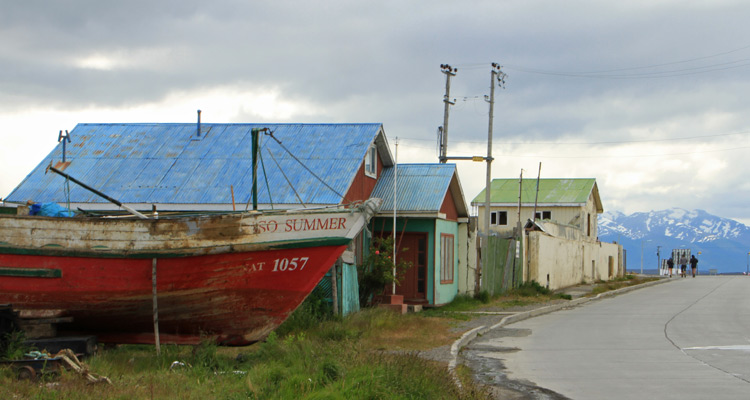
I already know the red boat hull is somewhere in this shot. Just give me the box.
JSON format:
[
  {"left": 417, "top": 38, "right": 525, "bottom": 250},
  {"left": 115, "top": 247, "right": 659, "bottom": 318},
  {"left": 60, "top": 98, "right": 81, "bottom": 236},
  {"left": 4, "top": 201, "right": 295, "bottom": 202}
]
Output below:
[
  {"left": 0, "top": 198, "right": 382, "bottom": 345},
  {"left": 0, "top": 244, "right": 346, "bottom": 345}
]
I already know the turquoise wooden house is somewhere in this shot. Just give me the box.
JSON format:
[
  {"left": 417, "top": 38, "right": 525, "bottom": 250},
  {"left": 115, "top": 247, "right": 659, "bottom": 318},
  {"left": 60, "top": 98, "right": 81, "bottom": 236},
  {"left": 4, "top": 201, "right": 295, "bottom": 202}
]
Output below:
[{"left": 369, "top": 164, "right": 470, "bottom": 306}]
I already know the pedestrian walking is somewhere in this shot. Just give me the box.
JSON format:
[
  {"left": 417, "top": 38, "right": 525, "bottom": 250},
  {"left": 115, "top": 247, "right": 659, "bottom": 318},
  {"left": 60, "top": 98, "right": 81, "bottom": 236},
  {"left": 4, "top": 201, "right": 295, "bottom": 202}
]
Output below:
[
  {"left": 690, "top": 255, "right": 698, "bottom": 278},
  {"left": 667, "top": 257, "right": 674, "bottom": 277},
  {"left": 679, "top": 255, "right": 688, "bottom": 278}
]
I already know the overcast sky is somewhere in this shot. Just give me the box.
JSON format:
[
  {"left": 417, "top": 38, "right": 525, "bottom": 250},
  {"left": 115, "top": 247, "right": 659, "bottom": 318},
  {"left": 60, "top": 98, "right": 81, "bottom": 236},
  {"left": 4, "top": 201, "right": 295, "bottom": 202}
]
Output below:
[{"left": 2, "top": 1, "right": 749, "bottom": 223}]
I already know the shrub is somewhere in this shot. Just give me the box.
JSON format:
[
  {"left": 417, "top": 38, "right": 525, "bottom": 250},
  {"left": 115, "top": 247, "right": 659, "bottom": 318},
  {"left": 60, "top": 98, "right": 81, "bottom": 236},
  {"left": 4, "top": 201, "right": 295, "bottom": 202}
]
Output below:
[
  {"left": 189, "top": 338, "right": 222, "bottom": 371},
  {"left": 473, "top": 290, "right": 490, "bottom": 304},
  {"left": 554, "top": 293, "right": 573, "bottom": 300},
  {"left": 357, "top": 236, "right": 412, "bottom": 307},
  {"left": 0, "top": 330, "right": 32, "bottom": 360},
  {"left": 512, "top": 280, "right": 550, "bottom": 297},
  {"left": 276, "top": 286, "right": 333, "bottom": 337}
]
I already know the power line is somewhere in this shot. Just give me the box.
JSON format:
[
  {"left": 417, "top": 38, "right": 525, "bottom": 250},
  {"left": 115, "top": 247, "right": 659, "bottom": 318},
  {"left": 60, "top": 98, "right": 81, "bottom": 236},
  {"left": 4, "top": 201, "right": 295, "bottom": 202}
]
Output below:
[
  {"left": 454, "top": 43, "right": 750, "bottom": 79},
  {"left": 540, "top": 44, "right": 750, "bottom": 74},
  {"left": 493, "top": 145, "right": 750, "bottom": 159},
  {"left": 505, "top": 59, "right": 750, "bottom": 79},
  {"left": 394, "top": 139, "right": 750, "bottom": 159},
  {"left": 396, "top": 129, "right": 750, "bottom": 146}
]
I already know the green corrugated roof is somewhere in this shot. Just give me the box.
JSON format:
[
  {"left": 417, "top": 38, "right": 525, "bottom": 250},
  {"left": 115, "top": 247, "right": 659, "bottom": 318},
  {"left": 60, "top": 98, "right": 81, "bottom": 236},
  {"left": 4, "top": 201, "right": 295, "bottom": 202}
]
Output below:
[{"left": 472, "top": 178, "right": 599, "bottom": 207}]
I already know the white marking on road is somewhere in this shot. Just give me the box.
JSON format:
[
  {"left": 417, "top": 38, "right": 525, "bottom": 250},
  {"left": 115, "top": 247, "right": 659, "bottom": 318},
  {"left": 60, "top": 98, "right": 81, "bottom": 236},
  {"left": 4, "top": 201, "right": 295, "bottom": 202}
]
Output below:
[{"left": 683, "top": 345, "right": 750, "bottom": 351}]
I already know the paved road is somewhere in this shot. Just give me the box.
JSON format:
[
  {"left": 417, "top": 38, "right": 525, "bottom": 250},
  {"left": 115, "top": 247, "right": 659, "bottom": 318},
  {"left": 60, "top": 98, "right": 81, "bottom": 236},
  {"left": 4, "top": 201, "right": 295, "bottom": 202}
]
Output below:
[{"left": 464, "top": 276, "right": 750, "bottom": 399}]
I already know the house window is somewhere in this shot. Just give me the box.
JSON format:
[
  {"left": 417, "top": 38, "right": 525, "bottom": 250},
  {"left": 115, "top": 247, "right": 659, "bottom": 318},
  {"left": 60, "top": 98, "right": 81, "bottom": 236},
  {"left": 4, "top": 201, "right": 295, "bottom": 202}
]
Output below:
[
  {"left": 535, "top": 211, "right": 551, "bottom": 220},
  {"left": 364, "top": 144, "right": 377, "bottom": 178},
  {"left": 490, "top": 211, "right": 508, "bottom": 226},
  {"left": 440, "top": 234, "right": 454, "bottom": 284},
  {"left": 351, "top": 231, "right": 364, "bottom": 265}
]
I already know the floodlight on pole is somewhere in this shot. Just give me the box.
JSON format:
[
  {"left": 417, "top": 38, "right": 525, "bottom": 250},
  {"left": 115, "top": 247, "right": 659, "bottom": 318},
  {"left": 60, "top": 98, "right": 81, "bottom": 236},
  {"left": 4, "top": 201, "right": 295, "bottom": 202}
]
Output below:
[{"left": 640, "top": 239, "right": 651, "bottom": 275}]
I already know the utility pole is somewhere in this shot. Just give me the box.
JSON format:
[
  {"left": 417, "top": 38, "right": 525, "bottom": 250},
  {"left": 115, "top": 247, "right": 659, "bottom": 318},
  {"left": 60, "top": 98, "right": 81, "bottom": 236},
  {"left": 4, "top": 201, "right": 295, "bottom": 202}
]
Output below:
[
  {"left": 657, "top": 245, "right": 662, "bottom": 275},
  {"left": 436, "top": 63, "right": 506, "bottom": 293},
  {"left": 532, "top": 162, "right": 542, "bottom": 222},
  {"left": 482, "top": 63, "right": 506, "bottom": 294},
  {"left": 439, "top": 64, "right": 457, "bottom": 163},
  {"left": 483, "top": 64, "right": 502, "bottom": 252},
  {"left": 514, "top": 169, "right": 523, "bottom": 288},
  {"left": 516, "top": 169, "right": 523, "bottom": 238},
  {"left": 640, "top": 239, "right": 651, "bottom": 275}
]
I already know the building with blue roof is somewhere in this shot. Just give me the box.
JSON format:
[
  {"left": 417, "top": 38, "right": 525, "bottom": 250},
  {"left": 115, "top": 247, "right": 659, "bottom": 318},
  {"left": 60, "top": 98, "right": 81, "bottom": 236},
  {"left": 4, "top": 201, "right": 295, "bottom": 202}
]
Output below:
[
  {"left": 370, "top": 163, "right": 471, "bottom": 306},
  {"left": 5, "top": 122, "right": 392, "bottom": 210},
  {"left": 4, "top": 120, "right": 475, "bottom": 309}
]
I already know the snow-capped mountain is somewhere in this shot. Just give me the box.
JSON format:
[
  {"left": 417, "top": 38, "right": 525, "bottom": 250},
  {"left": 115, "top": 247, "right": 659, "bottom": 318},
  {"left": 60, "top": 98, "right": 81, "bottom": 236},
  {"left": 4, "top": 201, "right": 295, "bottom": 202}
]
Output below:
[{"left": 598, "top": 208, "right": 750, "bottom": 274}]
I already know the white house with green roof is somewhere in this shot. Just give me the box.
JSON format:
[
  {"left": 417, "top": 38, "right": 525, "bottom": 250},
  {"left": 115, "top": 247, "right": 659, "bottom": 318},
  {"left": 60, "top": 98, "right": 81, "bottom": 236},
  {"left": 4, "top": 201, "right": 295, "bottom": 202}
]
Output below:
[
  {"left": 471, "top": 178, "right": 623, "bottom": 290},
  {"left": 471, "top": 178, "right": 602, "bottom": 241}
]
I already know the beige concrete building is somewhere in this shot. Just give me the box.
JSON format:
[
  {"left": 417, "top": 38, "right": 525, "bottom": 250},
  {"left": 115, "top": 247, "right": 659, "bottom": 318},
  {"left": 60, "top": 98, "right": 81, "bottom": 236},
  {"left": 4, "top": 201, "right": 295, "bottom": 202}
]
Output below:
[
  {"left": 472, "top": 178, "right": 623, "bottom": 290},
  {"left": 473, "top": 178, "right": 603, "bottom": 240}
]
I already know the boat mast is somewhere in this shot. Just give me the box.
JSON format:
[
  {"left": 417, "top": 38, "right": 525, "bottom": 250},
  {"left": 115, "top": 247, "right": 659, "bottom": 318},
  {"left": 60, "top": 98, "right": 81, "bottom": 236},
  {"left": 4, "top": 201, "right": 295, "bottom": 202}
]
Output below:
[
  {"left": 251, "top": 127, "right": 269, "bottom": 211},
  {"left": 252, "top": 128, "right": 259, "bottom": 211}
]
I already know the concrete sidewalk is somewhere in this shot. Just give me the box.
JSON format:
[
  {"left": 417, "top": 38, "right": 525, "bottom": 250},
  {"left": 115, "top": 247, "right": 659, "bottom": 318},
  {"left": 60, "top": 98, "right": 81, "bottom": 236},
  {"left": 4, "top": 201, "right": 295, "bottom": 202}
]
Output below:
[{"left": 557, "top": 283, "right": 597, "bottom": 299}]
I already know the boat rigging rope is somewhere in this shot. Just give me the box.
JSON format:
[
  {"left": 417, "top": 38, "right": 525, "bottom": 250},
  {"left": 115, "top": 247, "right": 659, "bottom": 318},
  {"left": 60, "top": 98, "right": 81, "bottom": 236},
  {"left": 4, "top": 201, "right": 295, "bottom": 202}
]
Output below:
[
  {"left": 267, "top": 148, "right": 306, "bottom": 207},
  {"left": 264, "top": 130, "right": 348, "bottom": 202},
  {"left": 259, "top": 144, "right": 274, "bottom": 210}
]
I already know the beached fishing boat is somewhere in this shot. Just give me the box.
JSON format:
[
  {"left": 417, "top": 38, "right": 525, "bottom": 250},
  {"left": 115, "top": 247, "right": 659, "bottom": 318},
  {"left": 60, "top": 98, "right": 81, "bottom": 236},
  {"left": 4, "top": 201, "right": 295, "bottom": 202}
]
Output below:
[
  {"left": 0, "top": 197, "right": 380, "bottom": 345},
  {"left": 0, "top": 123, "right": 386, "bottom": 345}
]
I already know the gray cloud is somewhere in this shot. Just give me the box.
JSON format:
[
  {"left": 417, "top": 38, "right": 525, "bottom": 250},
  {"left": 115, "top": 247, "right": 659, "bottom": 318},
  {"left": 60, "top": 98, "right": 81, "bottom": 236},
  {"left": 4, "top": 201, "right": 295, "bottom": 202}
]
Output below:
[{"left": 2, "top": 1, "right": 750, "bottom": 222}]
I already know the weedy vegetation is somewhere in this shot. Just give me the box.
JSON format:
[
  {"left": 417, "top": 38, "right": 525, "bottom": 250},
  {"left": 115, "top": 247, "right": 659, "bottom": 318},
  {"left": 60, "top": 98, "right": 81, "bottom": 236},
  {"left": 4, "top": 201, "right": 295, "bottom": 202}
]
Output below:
[
  {"left": 1, "top": 305, "right": 490, "bottom": 399},
  {"left": 1, "top": 273, "right": 653, "bottom": 398},
  {"left": 426, "top": 281, "right": 573, "bottom": 321},
  {"left": 589, "top": 274, "right": 657, "bottom": 296},
  {"left": 1, "top": 329, "right": 31, "bottom": 361}
]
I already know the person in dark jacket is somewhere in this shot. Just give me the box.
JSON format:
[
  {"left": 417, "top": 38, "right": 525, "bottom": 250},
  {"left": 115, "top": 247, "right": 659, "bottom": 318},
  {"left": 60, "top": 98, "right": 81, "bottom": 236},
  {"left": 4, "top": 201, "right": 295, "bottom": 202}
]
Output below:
[
  {"left": 690, "top": 255, "right": 698, "bottom": 278},
  {"left": 667, "top": 257, "right": 674, "bottom": 277}
]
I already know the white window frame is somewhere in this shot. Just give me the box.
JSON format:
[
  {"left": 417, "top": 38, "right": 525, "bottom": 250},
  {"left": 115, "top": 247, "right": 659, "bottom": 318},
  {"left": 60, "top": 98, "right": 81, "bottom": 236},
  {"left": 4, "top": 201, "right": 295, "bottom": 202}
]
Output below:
[
  {"left": 440, "top": 234, "right": 454, "bottom": 283},
  {"left": 364, "top": 144, "right": 377, "bottom": 178},
  {"left": 490, "top": 211, "right": 508, "bottom": 226}
]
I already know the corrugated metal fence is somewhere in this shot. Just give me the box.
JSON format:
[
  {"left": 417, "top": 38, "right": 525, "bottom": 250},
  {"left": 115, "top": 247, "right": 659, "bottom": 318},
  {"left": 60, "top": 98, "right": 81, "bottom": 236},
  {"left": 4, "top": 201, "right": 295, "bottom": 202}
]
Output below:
[{"left": 481, "top": 236, "right": 523, "bottom": 296}]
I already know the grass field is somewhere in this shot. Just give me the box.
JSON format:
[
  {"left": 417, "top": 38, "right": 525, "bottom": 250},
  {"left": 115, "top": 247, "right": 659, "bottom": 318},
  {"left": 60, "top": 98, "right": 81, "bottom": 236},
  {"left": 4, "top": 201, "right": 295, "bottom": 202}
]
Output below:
[
  {"left": 1, "top": 307, "right": 489, "bottom": 400},
  {"left": 1, "top": 277, "right": 647, "bottom": 399}
]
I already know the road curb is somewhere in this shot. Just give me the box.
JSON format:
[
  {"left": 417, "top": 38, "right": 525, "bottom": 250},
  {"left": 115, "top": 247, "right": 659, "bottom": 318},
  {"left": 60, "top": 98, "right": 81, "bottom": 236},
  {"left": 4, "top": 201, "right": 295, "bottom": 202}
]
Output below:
[{"left": 447, "top": 277, "right": 671, "bottom": 374}]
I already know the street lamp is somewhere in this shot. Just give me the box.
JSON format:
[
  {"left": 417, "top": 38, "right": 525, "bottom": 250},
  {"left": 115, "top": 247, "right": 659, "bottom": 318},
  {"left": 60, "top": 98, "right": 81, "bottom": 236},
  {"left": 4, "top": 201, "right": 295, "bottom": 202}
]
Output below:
[
  {"left": 746, "top": 252, "right": 749, "bottom": 275},
  {"left": 640, "top": 239, "right": 651, "bottom": 275},
  {"left": 656, "top": 246, "right": 662, "bottom": 276}
]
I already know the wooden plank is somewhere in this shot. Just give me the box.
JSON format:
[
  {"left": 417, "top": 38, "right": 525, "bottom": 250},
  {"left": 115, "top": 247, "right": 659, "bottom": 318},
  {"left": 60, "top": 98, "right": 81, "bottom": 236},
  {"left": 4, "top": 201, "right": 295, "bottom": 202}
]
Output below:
[{"left": 341, "top": 263, "right": 360, "bottom": 316}]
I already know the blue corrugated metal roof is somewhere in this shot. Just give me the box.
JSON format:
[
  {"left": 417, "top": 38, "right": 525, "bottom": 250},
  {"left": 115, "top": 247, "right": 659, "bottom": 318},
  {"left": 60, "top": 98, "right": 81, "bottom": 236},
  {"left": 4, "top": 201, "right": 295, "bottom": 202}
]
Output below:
[
  {"left": 371, "top": 164, "right": 457, "bottom": 212},
  {"left": 6, "top": 123, "right": 384, "bottom": 206}
]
